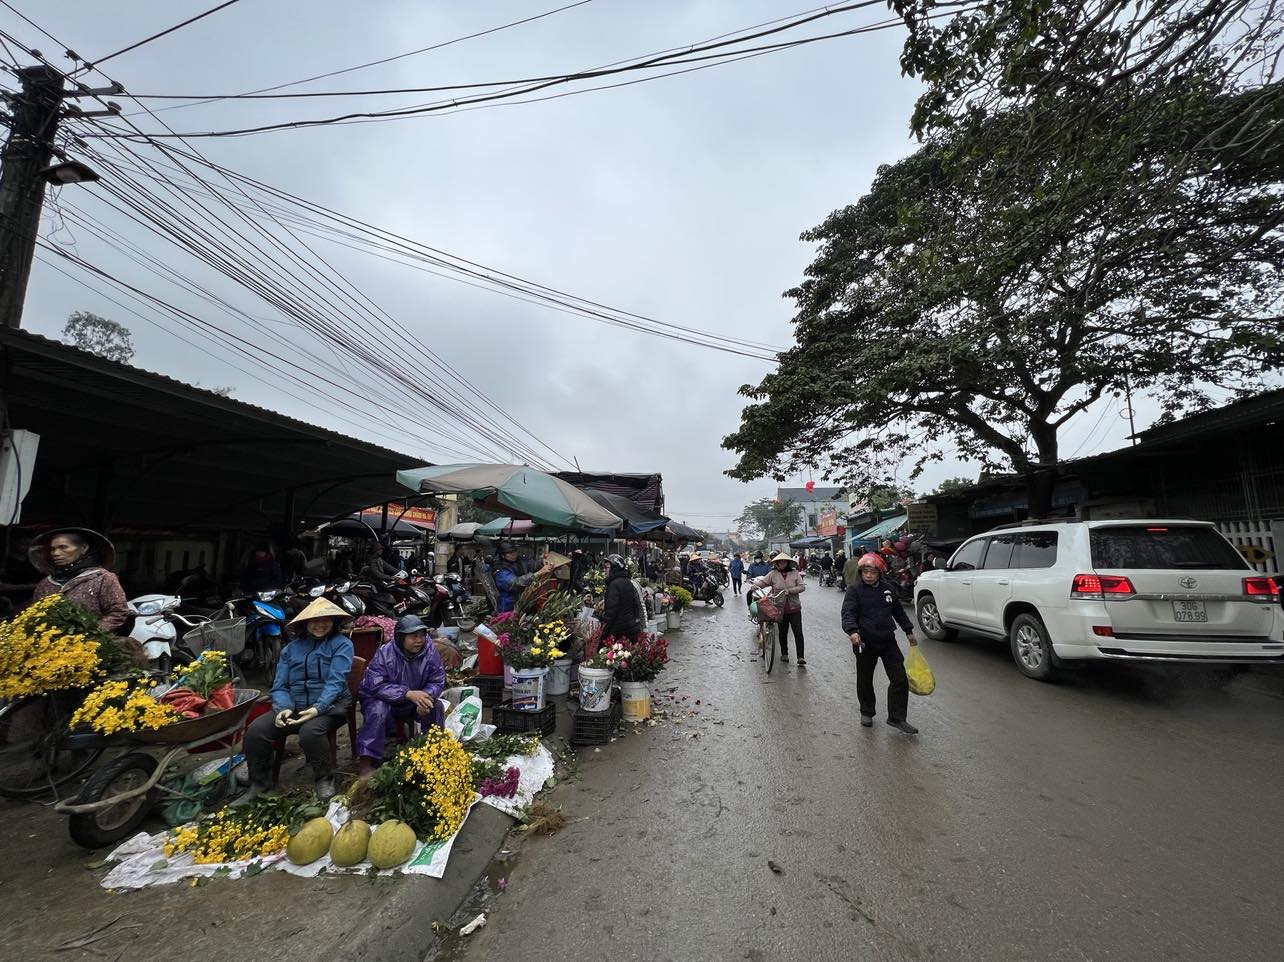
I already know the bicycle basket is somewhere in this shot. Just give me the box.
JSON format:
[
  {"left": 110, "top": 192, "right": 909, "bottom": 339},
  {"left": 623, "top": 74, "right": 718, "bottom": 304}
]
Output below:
[
  {"left": 183, "top": 617, "right": 247, "bottom": 658},
  {"left": 755, "top": 596, "right": 784, "bottom": 623}
]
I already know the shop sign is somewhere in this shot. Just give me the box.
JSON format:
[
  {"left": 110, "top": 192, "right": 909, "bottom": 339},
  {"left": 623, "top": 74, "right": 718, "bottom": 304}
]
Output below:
[{"left": 906, "top": 502, "right": 938, "bottom": 535}]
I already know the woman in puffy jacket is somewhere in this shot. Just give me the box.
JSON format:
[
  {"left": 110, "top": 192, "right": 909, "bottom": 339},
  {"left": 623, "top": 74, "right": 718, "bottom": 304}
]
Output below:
[
  {"left": 238, "top": 597, "right": 354, "bottom": 803},
  {"left": 749, "top": 552, "right": 807, "bottom": 666}
]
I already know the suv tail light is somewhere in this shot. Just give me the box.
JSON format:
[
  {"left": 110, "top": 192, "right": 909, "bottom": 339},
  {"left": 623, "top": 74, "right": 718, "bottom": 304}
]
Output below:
[
  {"left": 1071, "top": 573, "right": 1136, "bottom": 599},
  {"left": 1243, "top": 576, "right": 1279, "bottom": 602}
]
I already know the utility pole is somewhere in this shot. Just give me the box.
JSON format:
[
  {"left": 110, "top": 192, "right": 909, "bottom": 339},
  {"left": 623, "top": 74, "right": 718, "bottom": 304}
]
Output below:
[{"left": 0, "top": 65, "right": 65, "bottom": 329}]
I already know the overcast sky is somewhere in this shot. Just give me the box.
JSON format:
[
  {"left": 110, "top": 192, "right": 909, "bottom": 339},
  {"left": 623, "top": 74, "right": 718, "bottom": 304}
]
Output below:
[{"left": 5, "top": 1, "right": 1149, "bottom": 530}]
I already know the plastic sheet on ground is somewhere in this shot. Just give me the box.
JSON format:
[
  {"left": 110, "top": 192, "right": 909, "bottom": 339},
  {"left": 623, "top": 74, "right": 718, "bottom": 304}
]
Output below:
[{"left": 100, "top": 744, "right": 555, "bottom": 890}]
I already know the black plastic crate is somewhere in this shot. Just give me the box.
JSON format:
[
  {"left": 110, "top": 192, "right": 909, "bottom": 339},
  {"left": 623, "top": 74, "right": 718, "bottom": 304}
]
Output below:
[
  {"left": 568, "top": 697, "right": 622, "bottom": 746},
  {"left": 467, "top": 674, "right": 505, "bottom": 705},
  {"left": 492, "top": 700, "right": 556, "bottom": 736}
]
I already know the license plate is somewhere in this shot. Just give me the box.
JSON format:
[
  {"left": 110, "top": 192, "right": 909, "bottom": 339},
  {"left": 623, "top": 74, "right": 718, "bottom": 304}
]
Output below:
[{"left": 1172, "top": 600, "right": 1207, "bottom": 623}]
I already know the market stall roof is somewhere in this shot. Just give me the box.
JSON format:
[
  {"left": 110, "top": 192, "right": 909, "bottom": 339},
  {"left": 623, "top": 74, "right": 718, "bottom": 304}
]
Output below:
[
  {"left": 321, "top": 515, "right": 423, "bottom": 538},
  {"left": 439, "top": 522, "right": 486, "bottom": 542},
  {"left": 1, "top": 328, "right": 426, "bottom": 531},
  {"left": 645, "top": 520, "right": 701, "bottom": 543},
  {"left": 553, "top": 471, "right": 664, "bottom": 514},
  {"left": 790, "top": 535, "right": 830, "bottom": 549},
  {"left": 477, "top": 517, "right": 536, "bottom": 538},
  {"left": 396, "top": 464, "right": 621, "bottom": 531},
  {"left": 583, "top": 490, "right": 669, "bottom": 536},
  {"left": 855, "top": 514, "right": 908, "bottom": 541}
]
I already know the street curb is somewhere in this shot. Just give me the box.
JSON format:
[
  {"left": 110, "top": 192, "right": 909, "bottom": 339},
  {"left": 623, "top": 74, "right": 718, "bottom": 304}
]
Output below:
[{"left": 335, "top": 804, "right": 514, "bottom": 962}]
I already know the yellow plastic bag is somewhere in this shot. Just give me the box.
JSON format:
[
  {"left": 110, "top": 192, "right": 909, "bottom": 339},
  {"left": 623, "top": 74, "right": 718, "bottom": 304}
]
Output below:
[{"left": 905, "top": 646, "right": 935, "bottom": 696}]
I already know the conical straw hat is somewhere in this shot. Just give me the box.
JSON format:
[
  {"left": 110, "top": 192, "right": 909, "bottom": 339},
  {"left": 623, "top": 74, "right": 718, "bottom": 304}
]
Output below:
[{"left": 288, "top": 597, "right": 350, "bottom": 628}]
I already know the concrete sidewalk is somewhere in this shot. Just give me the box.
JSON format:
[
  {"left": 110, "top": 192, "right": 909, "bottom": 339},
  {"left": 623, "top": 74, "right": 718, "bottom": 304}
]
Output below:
[{"left": 2, "top": 784, "right": 514, "bottom": 962}]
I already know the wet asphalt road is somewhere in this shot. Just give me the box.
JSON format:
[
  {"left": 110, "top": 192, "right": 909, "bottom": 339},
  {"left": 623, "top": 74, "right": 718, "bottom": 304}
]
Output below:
[{"left": 454, "top": 584, "right": 1284, "bottom": 961}]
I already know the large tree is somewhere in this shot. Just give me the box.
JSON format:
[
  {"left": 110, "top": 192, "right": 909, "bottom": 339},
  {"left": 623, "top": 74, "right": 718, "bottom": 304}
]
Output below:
[
  {"left": 725, "top": 2, "right": 1284, "bottom": 514},
  {"left": 735, "top": 497, "right": 805, "bottom": 542},
  {"left": 62, "top": 311, "right": 135, "bottom": 363}
]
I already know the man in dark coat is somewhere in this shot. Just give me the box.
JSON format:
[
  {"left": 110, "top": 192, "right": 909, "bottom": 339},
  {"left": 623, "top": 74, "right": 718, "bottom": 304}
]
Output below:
[{"left": 600, "top": 554, "right": 645, "bottom": 642}]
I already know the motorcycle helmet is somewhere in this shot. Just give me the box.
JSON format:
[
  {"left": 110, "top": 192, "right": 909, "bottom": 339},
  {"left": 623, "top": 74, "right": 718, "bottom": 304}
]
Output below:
[
  {"left": 607, "top": 554, "right": 629, "bottom": 576},
  {"left": 394, "top": 614, "right": 429, "bottom": 650},
  {"left": 857, "top": 552, "right": 887, "bottom": 573},
  {"left": 497, "top": 540, "right": 517, "bottom": 555}
]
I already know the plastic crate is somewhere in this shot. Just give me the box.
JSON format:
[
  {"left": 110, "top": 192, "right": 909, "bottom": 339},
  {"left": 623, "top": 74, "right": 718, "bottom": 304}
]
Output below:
[
  {"left": 568, "top": 697, "right": 622, "bottom": 746},
  {"left": 467, "top": 674, "right": 505, "bottom": 705},
  {"left": 492, "top": 700, "right": 556, "bottom": 736}
]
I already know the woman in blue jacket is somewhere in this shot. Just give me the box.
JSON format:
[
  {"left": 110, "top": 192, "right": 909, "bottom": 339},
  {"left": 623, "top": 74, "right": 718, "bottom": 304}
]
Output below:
[{"left": 238, "top": 597, "right": 354, "bottom": 803}]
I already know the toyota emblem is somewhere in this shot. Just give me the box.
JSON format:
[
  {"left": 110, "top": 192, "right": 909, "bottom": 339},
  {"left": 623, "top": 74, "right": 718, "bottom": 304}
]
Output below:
[{"left": 1178, "top": 576, "right": 1199, "bottom": 590}]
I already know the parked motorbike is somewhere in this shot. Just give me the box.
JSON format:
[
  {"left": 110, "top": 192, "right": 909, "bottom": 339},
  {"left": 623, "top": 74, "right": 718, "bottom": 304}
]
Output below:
[
  {"left": 706, "top": 560, "right": 729, "bottom": 588},
  {"left": 433, "top": 572, "right": 469, "bottom": 627},
  {"left": 124, "top": 593, "right": 212, "bottom": 673},
  {"left": 821, "top": 567, "right": 836, "bottom": 588},
  {"left": 222, "top": 590, "right": 287, "bottom": 681}
]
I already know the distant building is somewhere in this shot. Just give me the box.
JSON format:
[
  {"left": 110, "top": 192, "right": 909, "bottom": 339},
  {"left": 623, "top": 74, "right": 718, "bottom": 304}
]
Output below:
[{"left": 776, "top": 486, "right": 845, "bottom": 536}]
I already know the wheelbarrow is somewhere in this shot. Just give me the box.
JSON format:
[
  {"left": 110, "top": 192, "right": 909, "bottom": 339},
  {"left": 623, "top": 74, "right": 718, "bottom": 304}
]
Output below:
[{"left": 55, "top": 688, "right": 267, "bottom": 849}]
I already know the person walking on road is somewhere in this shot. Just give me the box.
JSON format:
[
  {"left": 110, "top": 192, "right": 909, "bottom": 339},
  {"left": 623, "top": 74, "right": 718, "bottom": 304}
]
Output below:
[
  {"left": 728, "top": 553, "right": 745, "bottom": 595},
  {"left": 841, "top": 552, "right": 919, "bottom": 734},
  {"left": 750, "top": 552, "right": 807, "bottom": 666}
]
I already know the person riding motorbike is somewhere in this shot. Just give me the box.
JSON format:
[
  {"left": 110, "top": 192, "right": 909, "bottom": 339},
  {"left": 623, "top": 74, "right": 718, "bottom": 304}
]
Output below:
[{"left": 685, "top": 555, "right": 708, "bottom": 596}]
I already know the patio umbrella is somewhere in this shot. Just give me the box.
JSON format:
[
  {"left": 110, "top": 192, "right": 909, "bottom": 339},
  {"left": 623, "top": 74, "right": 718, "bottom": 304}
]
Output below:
[
  {"left": 647, "top": 520, "right": 701, "bottom": 543},
  {"left": 584, "top": 490, "right": 669, "bottom": 536},
  {"left": 396, "top": 464, "right": 622, "bottom": 532},
  {"left": 439, "top": 521, "right": 485, "bottom": 542},
  {"left": 322, "top": 516, "right": 421, "bottom": 538},
  {"left": 478, "top": 517, "right": 536, "bottom": 538}
]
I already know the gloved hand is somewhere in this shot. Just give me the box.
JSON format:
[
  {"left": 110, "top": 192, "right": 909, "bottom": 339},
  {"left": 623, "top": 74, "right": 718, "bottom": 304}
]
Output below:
[
  {"left": 274, "top": 709, "right": 293, "bottom": 728},
  {"left": 293, "top": 706, "right": 319, "bottom": 724}
]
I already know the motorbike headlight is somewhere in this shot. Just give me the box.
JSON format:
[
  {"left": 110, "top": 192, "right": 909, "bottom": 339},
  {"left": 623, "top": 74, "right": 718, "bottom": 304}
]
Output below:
[
  {"left": 258, "top": 590, "right": 278, "bottom": 601},
  {"left": 136, "top": 599, "right": 164, "bottom": 615},
  {"left": 310, "top": 586, "right": 325, "bottom": 597}
]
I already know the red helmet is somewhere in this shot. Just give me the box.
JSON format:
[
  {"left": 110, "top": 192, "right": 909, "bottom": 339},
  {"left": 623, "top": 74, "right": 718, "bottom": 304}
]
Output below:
[{"left": 856, "top": 552, "right": 887, "bottom": 573}]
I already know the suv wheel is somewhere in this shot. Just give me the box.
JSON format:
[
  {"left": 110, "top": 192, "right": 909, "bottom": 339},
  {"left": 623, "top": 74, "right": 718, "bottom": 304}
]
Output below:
[
  {"left": 1009, "top": 613, "right": 1060, "bottom": 681},
  {"left": 916, "top": 594, "right": 958, "bottom": 642}
]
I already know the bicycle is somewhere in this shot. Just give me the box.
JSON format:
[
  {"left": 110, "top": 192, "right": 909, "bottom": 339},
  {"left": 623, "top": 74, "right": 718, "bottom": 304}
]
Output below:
[{"left": 749, "top": 589, "right": 785, "bottom": 675}]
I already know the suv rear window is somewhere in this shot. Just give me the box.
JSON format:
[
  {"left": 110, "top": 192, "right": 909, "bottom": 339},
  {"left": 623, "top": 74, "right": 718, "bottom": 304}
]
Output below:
[{"left": 1089, "top": 526, "right": 1247, "bottom": 570}]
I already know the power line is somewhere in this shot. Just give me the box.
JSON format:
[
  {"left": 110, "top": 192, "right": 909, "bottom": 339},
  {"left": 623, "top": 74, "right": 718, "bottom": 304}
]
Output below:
[
  {"left": 151, "top": 0, "right": 597, "bottom": 111},
  {"left": 88, "top": 0, "right": 244, "bottom": 68},
  {"left": 87, "top": 2, "right": 907, "bottom": 137}
]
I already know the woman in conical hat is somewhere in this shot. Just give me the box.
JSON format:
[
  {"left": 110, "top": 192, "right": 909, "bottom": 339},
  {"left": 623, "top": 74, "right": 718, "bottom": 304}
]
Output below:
[{"left": 237, "top": 597, "right": 354, "bottom": 805}]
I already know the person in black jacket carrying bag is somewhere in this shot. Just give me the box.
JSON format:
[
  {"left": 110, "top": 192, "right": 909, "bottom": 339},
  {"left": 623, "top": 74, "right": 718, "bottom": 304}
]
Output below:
[
  {"left": 600, "top": 554, "right": 645, "bottom": 642},
  {"left": 841, "top": 552, "right": 920, "bottom": 735}
]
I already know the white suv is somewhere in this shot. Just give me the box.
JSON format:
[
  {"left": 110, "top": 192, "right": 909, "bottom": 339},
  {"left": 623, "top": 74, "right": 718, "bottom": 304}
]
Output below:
[{"left": 913, "top": 520, "right": 1284, "bottom": 681}]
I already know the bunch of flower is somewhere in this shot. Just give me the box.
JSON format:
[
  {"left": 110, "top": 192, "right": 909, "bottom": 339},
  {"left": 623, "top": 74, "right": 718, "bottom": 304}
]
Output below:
[
  {"left": 162, "top": 799, "right": 297, "bottom": 864},
  {"left": 581, "top": 636, "right": 631, "bottom": 671},
  {"left": 174, "top": 649, "right": 232, "bottom": 698},
  {"left": 0, "top": 594, "right": 131, "bottom": 698},
  {"left": 70, "top": 678, "right": 179, "bottom": 735},
  {"left": 582, "top": 567, "right": 606, "bottom": 598},
  {"left": 479, "top": 766, "right": 520, "bottom": 799},
  {"left": 613, "top": 633, "right": 670, "bottom": 683},
  {"left": 496, "top": 614, "right": 571, "bottom": 669},
  {"left": 362, "top": 726, "right": 475, "bottom": 842},
  {"left": 666, "top": 585, "right": 693, "bottom": 611}
]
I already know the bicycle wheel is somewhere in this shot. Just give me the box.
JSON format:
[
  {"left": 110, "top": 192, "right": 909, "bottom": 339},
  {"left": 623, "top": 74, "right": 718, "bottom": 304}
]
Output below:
[
  {"left": 761, "top": 622, "right": 776, "bottom": 674},
  {"left": 0, "top": 693, "right": 104, "bottom": 800}
]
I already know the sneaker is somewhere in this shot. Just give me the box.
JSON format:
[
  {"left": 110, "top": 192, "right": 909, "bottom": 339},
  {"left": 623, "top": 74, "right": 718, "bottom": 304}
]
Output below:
[
  {"left": 315, "top": 777, "right": 337, "bottom": 800},
  {"left": 797, "top": 659, "right": 807, "bottom": 668},
  {"left": 860, "top": 715, "right": 873, "bottom": 728},
  {"left": 781, "top": 654, "right": 790, "bottom": 663},
  {"left": 887, "top": 719, "right": 919, "bottom": 735}
]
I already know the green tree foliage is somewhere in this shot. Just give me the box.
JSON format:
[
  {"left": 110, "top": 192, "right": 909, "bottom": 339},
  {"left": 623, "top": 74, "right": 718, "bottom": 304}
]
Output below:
[
  {"left": 932, "top": 477, "right": 974, "bottom": 495},
  {"left": 735, "top": 498, "right": 805, "bottom": 541},
  {"left": 726, "top": 1, "right": 1284, "bottom": 514},
  {"left": 61, "top": 311, "right": 135, "bottom": 363}
]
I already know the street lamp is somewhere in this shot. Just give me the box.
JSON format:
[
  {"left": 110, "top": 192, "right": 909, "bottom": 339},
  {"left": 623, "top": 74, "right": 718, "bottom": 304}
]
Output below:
[{"left": 39, "top": 160, "right": 100, "bottom": 185}]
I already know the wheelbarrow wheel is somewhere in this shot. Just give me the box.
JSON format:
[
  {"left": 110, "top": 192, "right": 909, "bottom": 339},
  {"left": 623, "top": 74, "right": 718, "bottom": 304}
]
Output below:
[{"left": 68, "top": 752, "right": 159, "bottom": 849}]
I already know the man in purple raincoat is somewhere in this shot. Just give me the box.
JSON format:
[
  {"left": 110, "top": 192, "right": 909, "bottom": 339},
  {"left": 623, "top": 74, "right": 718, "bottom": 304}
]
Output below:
[{"left": 355, "top": 614, "right": 446, "bottom": 777}]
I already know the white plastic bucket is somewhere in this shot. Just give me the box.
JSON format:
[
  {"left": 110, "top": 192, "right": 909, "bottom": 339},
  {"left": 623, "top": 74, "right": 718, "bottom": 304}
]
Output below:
[
  {"left": 511, "top": 667, "right": 549, "bottom": 711},
  {"left": 577, "top": 666, "right": 614, "bottom": 713},
  {"left": 666, "top": 610, "right": 682, "bottom": 631},
  {"left": 620, "top": 681, "right": 651, "bottom": 722},
  {"left": 546, "top": 657, "right": 572, "bottom": 696}
]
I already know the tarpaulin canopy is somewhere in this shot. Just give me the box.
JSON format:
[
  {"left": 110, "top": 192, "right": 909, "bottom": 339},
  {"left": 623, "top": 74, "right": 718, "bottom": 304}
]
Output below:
[
  {"left": 642, "top": 520, "right": 701, "bottom": 543},
  {"left": 396, "top": 464, "right": 622, "bottom": 532},
  {"left": 855, "top": 514, "right": 908, "bottom": 541},
  {"left": 790, "top": 535, "right": 830, "bottom": 549},
  {"left": 584, "top": 490, "right": 669, "bottom": 536}
]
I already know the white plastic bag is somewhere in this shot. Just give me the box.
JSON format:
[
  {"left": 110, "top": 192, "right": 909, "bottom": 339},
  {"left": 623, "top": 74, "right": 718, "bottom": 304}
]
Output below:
[{"left": 442, "top": 685, "right": 483, "bottom": 741}]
